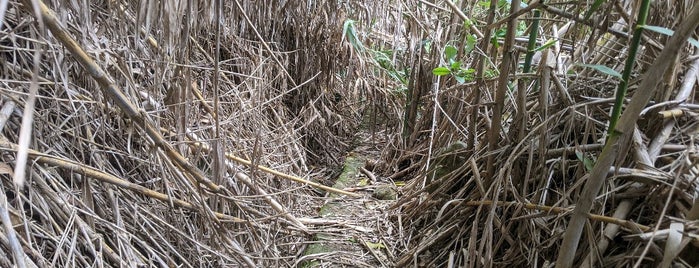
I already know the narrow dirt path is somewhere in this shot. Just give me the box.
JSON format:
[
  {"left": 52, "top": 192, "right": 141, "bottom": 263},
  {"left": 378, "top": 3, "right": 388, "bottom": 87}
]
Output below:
[{"left": 300, "top": 133, "right": 399, "bottom": 267}]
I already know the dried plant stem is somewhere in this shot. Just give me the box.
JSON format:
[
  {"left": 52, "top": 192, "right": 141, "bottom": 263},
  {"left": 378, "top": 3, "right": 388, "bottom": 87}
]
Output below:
[
  {"left": 0, "top": 138, "right": 244, "bottom": 222},
  {"left": 174, "top": 130, "right": 361, "bottom": 198},
  {"left": 462, "top": 200, "right": 650, "bottom": 231},
  {"left": 0, "top": 191, "right": 26, "bottom": 267},
  {"left": 443, "top": 0, "right": 483, "bottom": 38},
  {"left": 487, "top": 0, "right": 521, "bottom": 179}
]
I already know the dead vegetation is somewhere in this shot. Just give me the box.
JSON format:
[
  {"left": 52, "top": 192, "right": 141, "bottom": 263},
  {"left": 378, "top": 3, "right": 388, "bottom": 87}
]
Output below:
[
  {"left": 0, "top": 0, "right": 387, "bottom": 266},
  {"left": 0, "top": 0, "right": 698, "bottom": 267},
  {"left": 387, "top": 1, "right": 699, "bottom": 267}
]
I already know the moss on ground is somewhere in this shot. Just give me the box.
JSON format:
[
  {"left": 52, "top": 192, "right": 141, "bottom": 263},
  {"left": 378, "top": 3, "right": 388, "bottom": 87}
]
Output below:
[{"left": 301, "top": 153, "right": 366, "bottom": 266}]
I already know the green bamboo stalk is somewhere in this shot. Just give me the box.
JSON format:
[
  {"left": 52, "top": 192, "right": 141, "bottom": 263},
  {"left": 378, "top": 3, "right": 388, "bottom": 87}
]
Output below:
[
  {"left": 523, "top": 10, "right": 541, "bottom": 74},
  {"left": 607, "top": 0, "right": 651, "bottom": 137}
]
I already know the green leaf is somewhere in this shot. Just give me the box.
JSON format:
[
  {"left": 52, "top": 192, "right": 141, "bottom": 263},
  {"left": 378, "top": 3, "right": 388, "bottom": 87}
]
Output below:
[
  {"left": 432, "top": 67, "right": 451, "bottom": 76},
  {"left": 342, "top": 19, "right": 355, "bottom": 38},
  {"left": 642, "top": 25, "right": 699, "bottom": 49},
  {"left": 445, "top": 45, "right": 458, "bottom": 61},
  {"left": 577, "top": 64, "right": 622, "bottom": 79},
  {"left": 422, "top": 39, "right": 432, "bottom": 53},
  {"left": 495, "top": 28, "right": 507, "bottom": 38},
  {"left": 689, "top": 38, "right": 699, "bottom": 49},
  {"left": 516, "top": 21, "right": 527, "bottom": 36},
  {"left": 454, "top": 68, "right": 476, "bottom": 83},
  {"left": 641, "top": 25, "right": 674, "bottom": 36},
  {"left": 465, "top": 34, "right": 477, "bottom": 53},
  {"left": 583, "top": 156, "right": 594, "bottom": 171},
  {"left": 372, "top": 50, "right": 390, "bottom": 63},
  {"left": 463, "top": 18, "right": 472, "bottom": 29},
  {"left": 342, "top": 19, "right": 364, "bottom": 51},
  {"left": 575, "top": 150, "right": 595, "bottom": 172},
  {"left": 450, "top": 61, "right": 462, "bottom": 71},
  {"left": 484, "top": 69, "right": 499, "bottom": 78},
  {"left": 533, "top": 38, "right": 558, "bottom": 52}
]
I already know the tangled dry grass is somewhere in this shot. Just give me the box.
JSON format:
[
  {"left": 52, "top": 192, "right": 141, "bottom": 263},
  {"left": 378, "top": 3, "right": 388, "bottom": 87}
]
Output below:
[
  {"left": 387, "top": 1, "right": 699, "bottom": 267},
  {"left": 1, "top": 0, "right": 698, "bottom": 267},
  {"left": 0, "top": 0, "right": 399, "bottom": 266}
]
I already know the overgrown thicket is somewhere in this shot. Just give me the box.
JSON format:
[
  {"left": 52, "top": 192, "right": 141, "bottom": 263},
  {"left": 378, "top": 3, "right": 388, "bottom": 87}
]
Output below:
[
  {"left": 1, "top": 0, "right": 698, "bottom": 267},
  {"left": 383, "top": 0, "right": 699, "bottom": 267},
  {"left": 0, "top": 0, "right": 395, "bottom": 266}
]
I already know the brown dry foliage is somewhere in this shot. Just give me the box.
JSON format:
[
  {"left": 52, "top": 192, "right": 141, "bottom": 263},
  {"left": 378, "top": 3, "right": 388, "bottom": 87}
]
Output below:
[
  {"left": 0, "top": 0, "right": 395, "bottom": 266},
  {"left": 1, "top": 0, "right": 698, "bottom": 267},
  {"left": 389, "top": 1, "right": 699, "bottom": 267}
]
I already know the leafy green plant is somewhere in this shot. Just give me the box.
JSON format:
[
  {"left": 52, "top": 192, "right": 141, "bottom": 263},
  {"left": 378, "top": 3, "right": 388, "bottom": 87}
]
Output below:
[
  {"left": 342, "top": 19, "right": 364, "bottom": 52},
  {"left": 432, "top": 43, "right": 477, "bottom": 83},
  {"left": 371, "top": 49, "right": 408, "bottom": 85},
  {"left": 342, "top": 19, "right": 408, "bottom": 86}
]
